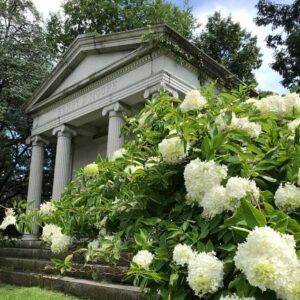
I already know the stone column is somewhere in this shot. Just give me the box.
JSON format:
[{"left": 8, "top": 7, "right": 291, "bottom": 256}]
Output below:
[
  {"left": 23, "top": 135, "right": 49, "bottom": 240},
  {"left": 52, "top": 125, "right": 77, "bottom": 201},
  {"left": 102, "top": 102, "right": 131, "bottom": 159}
]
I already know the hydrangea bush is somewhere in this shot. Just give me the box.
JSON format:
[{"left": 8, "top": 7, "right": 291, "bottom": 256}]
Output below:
[{"left": 2, "top": 85, "right": 300, "bottom": 300}]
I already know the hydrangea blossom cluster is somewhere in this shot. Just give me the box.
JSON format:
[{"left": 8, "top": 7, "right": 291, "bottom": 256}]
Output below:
[
  {"left": 173, "top": 244, "right": 194, "bottom": 266},
  {"left": 173, "top": 244, "right": 224, "bottom": 298},
  {"left": 184, "top": 160, "right": 260, "bottom": 219},
  {"left": 201, "top": 177, "right": 259, "bottom": 219},
  {"left": 201, "top": 186, "right": 228, "bottom": 219},
  {"left": 0, "top": 208, "right": 16, "bottom": 230},
  {"left": 158, "top": 136, "right": 187, "bottom": 164},
  {"left": 187, "top": 252, "right": 224, "bottom": 298},
  {"left": 83, "top": 163, "right": 99, "bottom": 177},
  {"left": 287, "top": 118, "right": 300, "bottom": 138},
  {"left": 225, "top": 177, "right": 259, "bottom": 207},
  {"left": 215, "top": 111, "right": 262, "bottom": 138},
  {"left": 274, "top": 183, "right": 300, "bottom": 213},
  {"left": 250, "top": 93, "right": 300, "bottom": 116},
  {"left": 111, "top": 148, "right": 127, "bottom": 161},
  {"left": 50, "top": 234, "right": 72, "bottom": 254},
  {"left": 220, "top": 295, "right": 255, "bottom": 300},
  {"left": 234, "top": 226, "right": 299, "bottom": 299},
  {"left": 184, "top": 159, "right": 228, "bottom": 204},
  {"left": 40, "top": 201, "right": 56, "bottom": 216},
  {"left": 132, "top": 250, "right": 154, "bottom": 270},
  {"left": 180, "top": 90, "right": 207, "bottom": 113},
  {"left": 41, "top": 224, "right": 72, "bottom": 254}
]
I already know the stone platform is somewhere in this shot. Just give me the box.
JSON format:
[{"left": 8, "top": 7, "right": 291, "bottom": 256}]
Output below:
[{"left": 0, "top": 241, "right": 146, "bottom": 300}]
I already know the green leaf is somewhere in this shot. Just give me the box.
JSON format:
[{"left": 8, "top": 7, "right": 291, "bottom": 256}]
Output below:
[
  {"left": 169, "top": 273, "right": 178, "bottom": 287},
  {"left": 141, "top": 217, "right": 162, "bottom": 226},
  {"left": 241, "top": 199, "right": 266, "bottom": 228},
  {"left": 64, "top": 254, "right": 73, "bottom": 265}
]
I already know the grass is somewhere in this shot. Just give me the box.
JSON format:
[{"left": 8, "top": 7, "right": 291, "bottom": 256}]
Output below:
[{"left": 0, "top": 285, "right": 87, "bottom": 300}]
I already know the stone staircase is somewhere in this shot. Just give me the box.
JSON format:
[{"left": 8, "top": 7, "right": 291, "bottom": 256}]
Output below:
[{"left": 0, "top": 240, "right": 146, "bottom": 300}]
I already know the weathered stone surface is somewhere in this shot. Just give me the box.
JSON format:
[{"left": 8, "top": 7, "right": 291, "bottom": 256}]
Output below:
[
  {"left": 0, "top": 256, "right": 128, "bottom": 283},
  {"left": 0, "top": 269, "right": 146, "bottom": 300}
]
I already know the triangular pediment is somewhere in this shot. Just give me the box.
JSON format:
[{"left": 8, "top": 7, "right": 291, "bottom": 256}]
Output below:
[
  {"left": 50, "top": 51, "right": 131, "bottom": 98},
  {"left": 25, "top": 25, "right": 239, "bottom": 114}
]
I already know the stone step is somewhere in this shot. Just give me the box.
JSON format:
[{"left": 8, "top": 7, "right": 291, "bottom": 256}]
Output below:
[
  {"left": 0, "top": 247, "right": 66, "bottom": 260},
  {"left": 0, "top": 247, "right": 130, "bottom": 266},
  {"left": 2, "top": 240, "right": 43, "bottom": 249},
  {"left": 0, "top": 268, "right": 146, "bottom": 300},
  {"left": 0, "top": 256, "right": 128, "bottom": 283}
]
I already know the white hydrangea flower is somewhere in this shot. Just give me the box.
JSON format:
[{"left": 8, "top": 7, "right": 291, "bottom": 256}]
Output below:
[
  {"left": 274, "top": 183, "right": 300, "bottom": 213},
  {"left": 253, "top": 94, "right": 287, "bottom": 116},
  {"left": 283, "top": 93, "right": 300, "bottom": 114},
  {"left": 245, "top": 98, "right": 257, "bottom": 104},
  {"left": 83, "top": 163, "right": 99, "bottom": 177},
  {"left": 187, "top": 252, "right": 224, "bottom": 298},
  {"left": 180, "top": 90, "right": 207, "bottom": 113},
  {"left": 0, "top": 214, "right": 16, "bottom": 230},
  {"left": 40, "top": 201, "right": 56, "bottom": 216},
  {"left": 50, "top": 233, "right": 72, "bottom": 254},
  {"left": 288, "top": 118, "right": 300, "bottom": 133},
  {"left": 173, "top": 244, "right": 195, "bottom": 266},
  {"left": 125, "top": 165, "right": 144, "bottom": 174},
  {"left": 253, "top": 93, "right": 300, "bottom": 116},
  {"left": 225, "top": 177, "right": 259, "bottom": 210},
  {"left": 234, "top": 226, "right": 298, "bottom": 295},
  {"left": 41, "top": 224, "right": 62, "bottom": 243},
  {"left": 220, "top": 295, "right": 255, "bottom": 300},
  {"left": 132, "top": 250, "right": 154, "bottom": 270},
  {"left": 184, "top": 159, "right": 227, "bottom": 204},
  {"left": 111, "top": 148, "right": 127, "bottom": 161},
  {"left": 201, "top": 186, "right": 228, "bottom": 219},
  {"left": 215, "top": 111, "right": 261, "bottom": 138},
  {"left": 158, "top": 137, "right": 187, "bottom": 164},
  {"left": 277, "top": 264, "right": 300, "bottom": 300}
]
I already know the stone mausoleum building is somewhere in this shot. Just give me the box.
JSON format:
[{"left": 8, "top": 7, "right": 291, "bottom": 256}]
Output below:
[{"left": 24, "top": 25, "right": 236, "bottom": 239}]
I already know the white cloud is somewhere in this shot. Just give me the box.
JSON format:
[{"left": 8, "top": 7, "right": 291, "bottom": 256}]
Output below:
[
  {"left": 32, "top": 0, "right": 62, "bottom": 20},
  {"left": 194, "top": 1, "right": 289, "bottom": 94}
]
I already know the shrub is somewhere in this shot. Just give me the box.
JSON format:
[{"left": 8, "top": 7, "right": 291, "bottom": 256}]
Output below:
[{"left": 2, "top": 85, "right": 300, "bottom": 300}]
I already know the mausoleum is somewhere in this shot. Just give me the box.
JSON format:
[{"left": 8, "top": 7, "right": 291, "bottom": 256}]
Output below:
[{"left": 24, "top": 25, "right": 236, "bottom": 238}]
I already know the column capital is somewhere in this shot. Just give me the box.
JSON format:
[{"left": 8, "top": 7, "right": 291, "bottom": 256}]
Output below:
[
  {"left": 144, "top": 82, "right": 179, "bottom": 99},
  {"left": 102, "top": 101, "right": 131, "bottom": 117},
  {"left": 26, "top": 135, "right": 50, "bottom": 147},
  {"left": 52, "top": 124, "right": 77, "bottom": 138}
]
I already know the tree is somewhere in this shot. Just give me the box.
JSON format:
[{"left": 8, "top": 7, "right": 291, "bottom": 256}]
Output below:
[
  {"left": 46, "top": 0, "right": 198, "bottom": 56},
  {"left": 195, "top": 12, "right": 262, "bottom": 84},
  {"left": 255, "top": 0, "right": 300, "bottom": 88},
  {"left": 0, "top": 0, "right": 53, "bottom": 206}
]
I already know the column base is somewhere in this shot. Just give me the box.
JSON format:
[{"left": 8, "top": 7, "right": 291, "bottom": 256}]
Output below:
[{"left": 21, "top": 233, "right": 40, "bottom": 241}]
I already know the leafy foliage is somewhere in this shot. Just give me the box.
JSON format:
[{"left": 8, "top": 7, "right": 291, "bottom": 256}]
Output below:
[
  {"left": 195, "top": 12, "right": 262, "bottom": 84},
  {"left": 24, "top": 86, "right": 300, "bottom": 299},
  {"left": 45, "top": 0, "right": 197, "bottom": 55},
  {"left": 255, "top": 0, "right": 300, "bottom": 88}
]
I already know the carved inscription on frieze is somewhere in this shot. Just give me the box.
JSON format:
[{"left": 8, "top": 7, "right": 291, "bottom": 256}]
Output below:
[{"left": 57, "top": 79, "right": 118, "bottom": 117}]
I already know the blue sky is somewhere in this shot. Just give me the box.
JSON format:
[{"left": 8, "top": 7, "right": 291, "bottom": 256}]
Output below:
[{"left": 33, "top": 0, "right": 293, "bottom": 94}]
